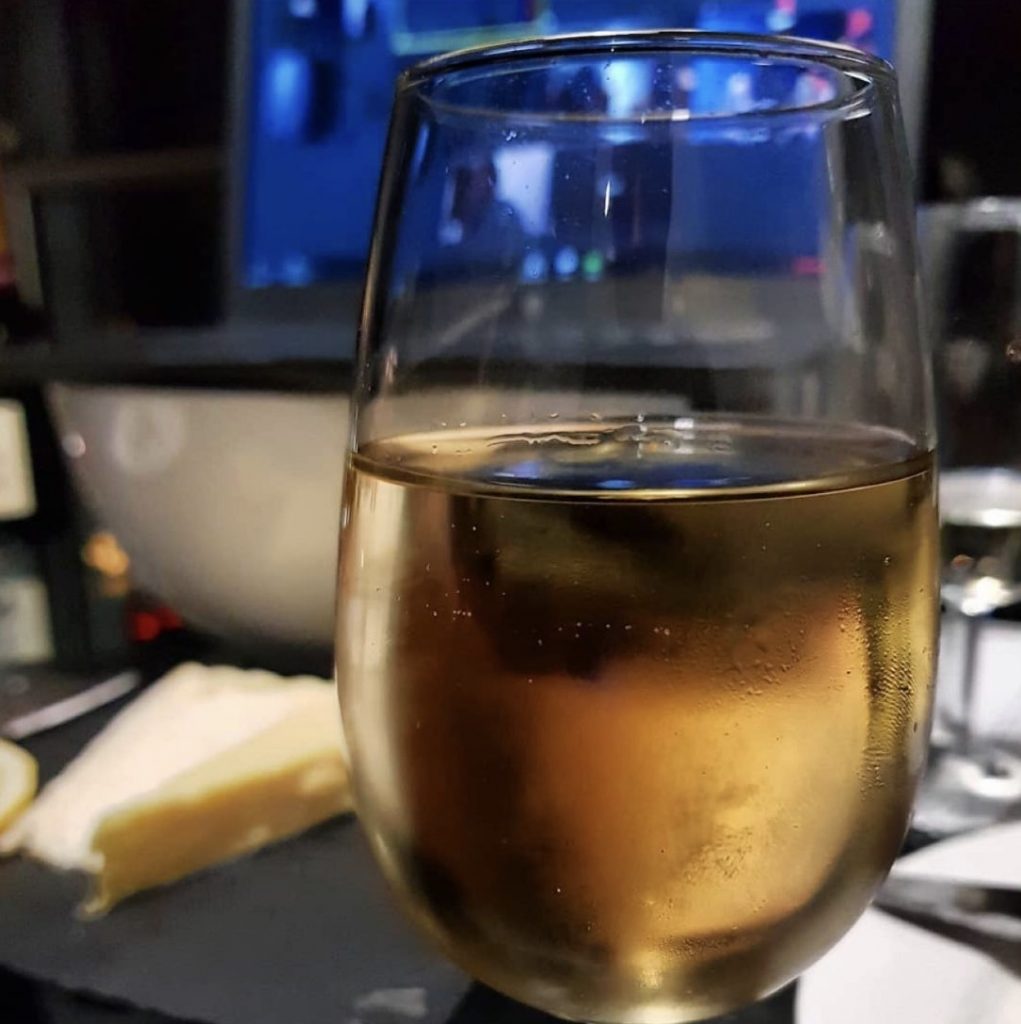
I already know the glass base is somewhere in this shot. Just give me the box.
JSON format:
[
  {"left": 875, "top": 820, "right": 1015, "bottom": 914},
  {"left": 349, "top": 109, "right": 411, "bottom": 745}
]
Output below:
[{"left": 912, "top": 745, "right": 1021, "bottom": 837}]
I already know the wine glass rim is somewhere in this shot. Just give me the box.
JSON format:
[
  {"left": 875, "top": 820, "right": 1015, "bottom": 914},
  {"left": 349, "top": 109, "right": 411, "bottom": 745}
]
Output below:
[{"left": 401, "top": 30, "right": 893, "bottom": 126}]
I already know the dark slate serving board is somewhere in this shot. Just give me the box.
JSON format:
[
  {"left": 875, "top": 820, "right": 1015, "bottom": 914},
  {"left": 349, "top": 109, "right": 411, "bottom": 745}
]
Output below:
[
  {"left": 0, "top": 699, "right": 469, "bottom": 1024},
  {"left": 0, "top": 695, "right": 794, "bottom": 1024}
]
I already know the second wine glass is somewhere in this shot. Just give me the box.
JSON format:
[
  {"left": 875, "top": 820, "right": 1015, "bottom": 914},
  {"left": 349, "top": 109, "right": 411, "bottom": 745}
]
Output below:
[{"left": 914, "top": 200, "right": 1021, "bottom": 835}]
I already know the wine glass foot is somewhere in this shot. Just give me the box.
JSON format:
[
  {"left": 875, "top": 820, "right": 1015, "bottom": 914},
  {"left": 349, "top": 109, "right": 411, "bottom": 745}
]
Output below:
[{"left": 912, "top": 747, "right": 1021, "bottom": 837}]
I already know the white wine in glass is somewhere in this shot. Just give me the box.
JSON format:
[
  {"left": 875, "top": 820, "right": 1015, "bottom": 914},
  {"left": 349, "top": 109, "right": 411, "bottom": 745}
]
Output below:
[
  {"left": 338, "top": 33, "right": 938, "bottom": 1023},
  {"left": 941, "top": 468, "right": 1021, "bottom": 616}
]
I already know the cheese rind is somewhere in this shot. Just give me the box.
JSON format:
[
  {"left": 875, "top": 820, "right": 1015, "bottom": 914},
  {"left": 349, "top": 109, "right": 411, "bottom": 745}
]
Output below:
[{"left": 0, "top": 739, "right": 37, "bottom": 834}]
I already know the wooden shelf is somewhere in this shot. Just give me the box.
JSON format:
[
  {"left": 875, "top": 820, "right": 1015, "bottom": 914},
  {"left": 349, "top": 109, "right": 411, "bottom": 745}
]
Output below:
[
  {"left": 0, "top": 322, "right": 355, "bottom": 392},
  {"left": 5, "top": 147, "right": 224, "bottom": 195}
]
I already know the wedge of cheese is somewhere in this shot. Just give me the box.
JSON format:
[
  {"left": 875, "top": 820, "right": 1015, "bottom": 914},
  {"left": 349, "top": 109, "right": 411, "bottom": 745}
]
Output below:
[{"left": 0, "top": 662, "right": 352, "bottom": 914}]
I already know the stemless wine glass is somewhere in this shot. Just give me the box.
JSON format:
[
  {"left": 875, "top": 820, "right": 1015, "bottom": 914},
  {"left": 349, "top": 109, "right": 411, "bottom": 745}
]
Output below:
[
  {"left": 912, "top": 201, "right": 1021, "bottom": 835},
  {"left": 337, "top": 33, "right": 938, "bottom": 1023}
]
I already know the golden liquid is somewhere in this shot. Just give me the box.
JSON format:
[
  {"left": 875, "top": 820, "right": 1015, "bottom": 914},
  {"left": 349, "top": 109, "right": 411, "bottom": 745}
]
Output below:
[{"left": 336, "top": 418, "right": 938, "bottom": 1023}]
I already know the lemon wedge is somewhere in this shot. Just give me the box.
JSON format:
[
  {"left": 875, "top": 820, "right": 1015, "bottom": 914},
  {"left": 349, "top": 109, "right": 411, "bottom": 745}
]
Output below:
[{"left": 0, "top": 738, "right": 38, "bottom": 834}]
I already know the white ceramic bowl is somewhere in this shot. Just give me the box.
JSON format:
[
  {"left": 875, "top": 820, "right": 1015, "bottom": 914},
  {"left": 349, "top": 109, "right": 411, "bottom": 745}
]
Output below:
[{"left": 49, "top": 384, "right": 349, "bottom": 648}]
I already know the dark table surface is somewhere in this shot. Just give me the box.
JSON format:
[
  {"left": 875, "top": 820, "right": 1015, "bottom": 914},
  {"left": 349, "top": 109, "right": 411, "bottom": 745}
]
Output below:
[{"left": 0, "top": 673, "right": 807, "bottom": 1024}]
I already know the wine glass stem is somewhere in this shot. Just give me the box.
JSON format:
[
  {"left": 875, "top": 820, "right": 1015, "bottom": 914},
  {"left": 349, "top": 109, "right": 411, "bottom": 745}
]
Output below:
[{"left": 954, "top": 610, "right": 983, "bottom": 759}]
